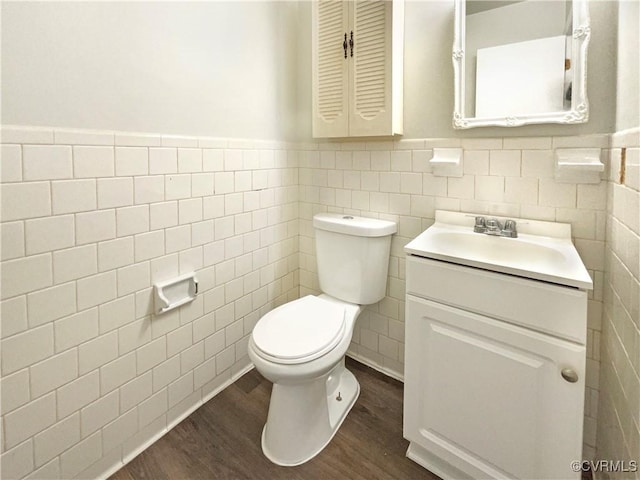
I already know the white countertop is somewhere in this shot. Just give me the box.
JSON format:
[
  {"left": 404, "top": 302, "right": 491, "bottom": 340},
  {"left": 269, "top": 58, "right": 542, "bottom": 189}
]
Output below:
[{"left": 404, "top": 211, "right": 593, "bottom": 290}]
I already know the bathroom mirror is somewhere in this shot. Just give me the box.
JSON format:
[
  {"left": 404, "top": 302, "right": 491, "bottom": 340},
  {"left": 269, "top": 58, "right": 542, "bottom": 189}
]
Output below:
[{"left": 452, "top": 0, "right": 590, "bottom": 129}]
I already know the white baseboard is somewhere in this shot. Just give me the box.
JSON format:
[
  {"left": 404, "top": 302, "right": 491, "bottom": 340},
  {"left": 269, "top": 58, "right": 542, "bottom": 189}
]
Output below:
[
  {"left": 346, "top": 351, "right": 404, "bottom": 383},
  {"left": 94, "top": 363, "right": 255, "bottom": 479}
]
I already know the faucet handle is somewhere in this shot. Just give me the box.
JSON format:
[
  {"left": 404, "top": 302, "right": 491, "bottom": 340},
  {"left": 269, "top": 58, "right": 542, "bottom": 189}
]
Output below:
[
  {"left": 502, "top": 219, "right": 518, "bottom": 237},
  {"left": 473, "top": 216, "right": 486, "bottom": 233}
]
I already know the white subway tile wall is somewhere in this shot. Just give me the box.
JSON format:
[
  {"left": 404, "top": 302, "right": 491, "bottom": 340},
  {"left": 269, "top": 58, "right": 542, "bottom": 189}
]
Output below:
[
  {"left": 0, "top": 126, "right": 299, "bottom": 479},
  {"left": 597, "top": 128, "right": 640, "bottom": 480},
  {"left": 0, "top": 126, "right": 623, "bottom": 479},
  {"left": 297, "top": 135, "right": 608, "bottom": 460}
]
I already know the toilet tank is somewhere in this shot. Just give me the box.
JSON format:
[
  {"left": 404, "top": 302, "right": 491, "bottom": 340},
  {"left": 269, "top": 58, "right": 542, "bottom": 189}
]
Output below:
[{"left": 313, "top": 213, "right": 397, "bottom": 305}]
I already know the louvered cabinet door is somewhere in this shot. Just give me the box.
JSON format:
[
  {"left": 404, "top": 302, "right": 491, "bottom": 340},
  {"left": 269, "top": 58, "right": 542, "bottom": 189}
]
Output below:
[
  {"left": 349, "top": 0, "right": 393, "bottom": 137},
  {"left": 312, "top": 0, "right": 350, "bottom": 138}
]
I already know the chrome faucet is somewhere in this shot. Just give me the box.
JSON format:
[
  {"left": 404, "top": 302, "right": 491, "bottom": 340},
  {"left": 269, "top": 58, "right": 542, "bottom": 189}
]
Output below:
[{"left": 473, "top": 216, "right": 518, "bottom": 238}]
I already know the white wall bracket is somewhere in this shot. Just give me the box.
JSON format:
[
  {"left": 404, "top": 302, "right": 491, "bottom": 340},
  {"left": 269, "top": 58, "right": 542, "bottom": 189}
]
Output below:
[
  {"left": 554, "top": 148, "right": 603, "bottom": 184},
  {"left": 430, "top": 148, "right": 463, "bottom": 177},
  {"left": 154, "top": 272, "right": 198, "bottom": 315}
]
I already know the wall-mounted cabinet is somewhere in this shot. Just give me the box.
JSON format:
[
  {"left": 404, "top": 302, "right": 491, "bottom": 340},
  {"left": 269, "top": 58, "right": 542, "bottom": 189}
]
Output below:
[{"left": 312, "top": 0, "right": 404, "bottom": 138}]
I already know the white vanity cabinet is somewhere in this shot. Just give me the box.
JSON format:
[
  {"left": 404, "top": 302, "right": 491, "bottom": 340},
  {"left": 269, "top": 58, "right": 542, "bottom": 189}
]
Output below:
[
  {"left": 404, "top": 255, "right": 588, "bottom": 480},
  {"left": 311, "top": 0, "right": 403, "bottom": 138}
]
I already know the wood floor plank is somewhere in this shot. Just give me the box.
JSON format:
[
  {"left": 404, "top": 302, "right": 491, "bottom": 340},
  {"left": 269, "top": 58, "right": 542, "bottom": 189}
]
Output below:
[{"left": 110, "top": 358, "right": 440, "bottom": 480}]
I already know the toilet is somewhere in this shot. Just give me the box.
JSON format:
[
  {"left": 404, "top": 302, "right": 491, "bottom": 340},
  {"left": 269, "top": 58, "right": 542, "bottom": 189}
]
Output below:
[{"left": 248, "top": 213, "right": 397, "bottom": 466}]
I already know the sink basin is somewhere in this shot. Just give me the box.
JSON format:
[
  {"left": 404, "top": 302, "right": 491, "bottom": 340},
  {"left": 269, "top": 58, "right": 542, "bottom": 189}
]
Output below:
[
  {"left": 428, "top": 230, "right": 567, "bottom": 266},
  {"left": 405, "top": 211, "right": 593, "bottom": 290}
]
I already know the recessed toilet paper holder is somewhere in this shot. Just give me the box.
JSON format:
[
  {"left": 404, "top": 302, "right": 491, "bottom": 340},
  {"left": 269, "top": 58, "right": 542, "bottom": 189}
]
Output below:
[{"left": 153, "top": 272, "right": 198, "bottom": 315}]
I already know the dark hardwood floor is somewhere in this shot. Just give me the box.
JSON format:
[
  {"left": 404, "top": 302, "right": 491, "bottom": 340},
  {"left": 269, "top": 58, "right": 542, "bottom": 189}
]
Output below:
[{"left": 111, "top": 358, "right": 440, "bottom": 480}]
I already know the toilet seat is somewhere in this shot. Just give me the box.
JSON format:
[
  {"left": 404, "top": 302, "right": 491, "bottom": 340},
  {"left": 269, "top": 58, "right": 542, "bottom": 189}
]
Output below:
[{"left": 252, "top": 296, "right": 346, "bottom": 365}]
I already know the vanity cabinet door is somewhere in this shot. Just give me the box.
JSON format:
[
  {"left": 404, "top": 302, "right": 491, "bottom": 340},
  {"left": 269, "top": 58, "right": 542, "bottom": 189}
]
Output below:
[{"left": 404, "top": 294, "right": 585, "bottom": 480}]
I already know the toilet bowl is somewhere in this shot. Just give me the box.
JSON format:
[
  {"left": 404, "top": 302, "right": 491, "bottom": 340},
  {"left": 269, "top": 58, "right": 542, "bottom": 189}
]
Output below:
[
  {"left": 248, "top": 294, "right": 362, "bottom": 466},
  {"left": 248, "top": 213, "right": 397, "bottom": 466}
]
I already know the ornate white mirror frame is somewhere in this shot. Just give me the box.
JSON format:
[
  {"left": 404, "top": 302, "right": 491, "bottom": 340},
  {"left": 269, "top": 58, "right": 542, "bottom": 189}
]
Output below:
[{"left": 452, "top": 0, "right": 590, "bottom": 129}]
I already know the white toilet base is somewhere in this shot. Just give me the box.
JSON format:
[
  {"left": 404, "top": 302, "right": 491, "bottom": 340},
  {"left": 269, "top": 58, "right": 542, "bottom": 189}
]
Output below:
[{"left": 260, "top": 358, "right": 360, "bottom": 466}]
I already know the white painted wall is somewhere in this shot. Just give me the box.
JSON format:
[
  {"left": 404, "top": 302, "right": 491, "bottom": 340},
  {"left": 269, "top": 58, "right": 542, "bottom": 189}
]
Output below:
[
  {"left": 615, "top": 0, "right": 640, "bottom": 131},
  {"left": 1, "top": 1, "right": 301, "bottom": 140},
  {"left": 297, "top": 0, "right": 617, "bottom": 140},
  {"left": 2, "top": 1, "right": 617, "bottom": 141}
]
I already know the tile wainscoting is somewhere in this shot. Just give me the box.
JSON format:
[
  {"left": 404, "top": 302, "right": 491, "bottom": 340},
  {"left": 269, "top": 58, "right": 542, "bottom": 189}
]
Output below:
[
  {"left": 0, "top": 126, "right": 299, "bottom": 479},
  {"left": 297, "top": 134, "right": 609, "bottom": 460},
  {"left": 1, "top": 126, "right": 622, "bottom": 478},
  {"left": 598, "top": 127, "right": 640, "bottom": 480}
]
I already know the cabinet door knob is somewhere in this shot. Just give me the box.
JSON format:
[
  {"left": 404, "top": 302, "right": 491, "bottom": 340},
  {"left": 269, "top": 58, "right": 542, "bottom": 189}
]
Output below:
[{"left": 561, "top": 368, "right": 579, "bottom": 383}]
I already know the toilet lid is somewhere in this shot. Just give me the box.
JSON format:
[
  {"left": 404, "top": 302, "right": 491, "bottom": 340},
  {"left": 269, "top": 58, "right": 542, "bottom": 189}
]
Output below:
[{"left": 252, "top": 296, "right": 346, "bottom": 364}]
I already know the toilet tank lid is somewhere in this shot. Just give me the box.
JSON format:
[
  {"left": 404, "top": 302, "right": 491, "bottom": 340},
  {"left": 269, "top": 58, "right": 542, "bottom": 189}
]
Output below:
[{"left": 313, "top": 213, "right": 397, "bottom": 237}]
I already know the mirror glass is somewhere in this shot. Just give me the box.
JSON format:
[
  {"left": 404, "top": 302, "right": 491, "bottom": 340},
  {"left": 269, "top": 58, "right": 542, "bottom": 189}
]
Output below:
[{"left": 453, "top": 0, "right": 590, "bottom": 129}]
